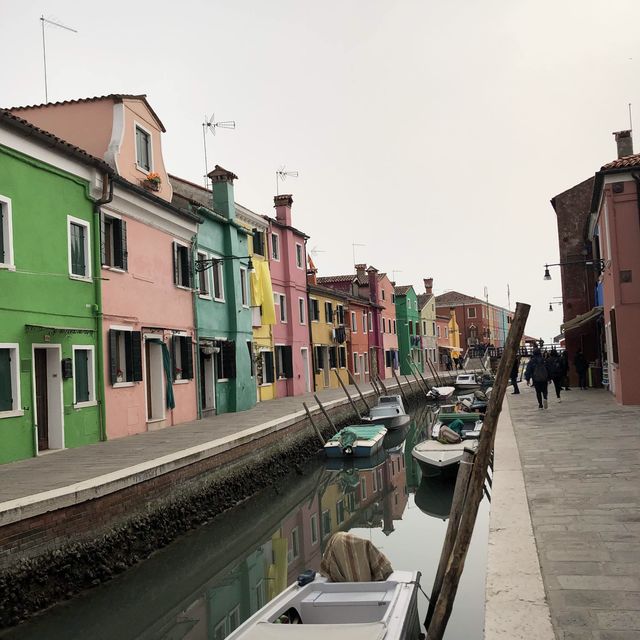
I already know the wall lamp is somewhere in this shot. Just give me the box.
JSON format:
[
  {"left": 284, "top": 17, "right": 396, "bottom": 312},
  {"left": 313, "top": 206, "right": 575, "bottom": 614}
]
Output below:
[
  {"left": 548, "top": 301, "right": 563, "bottom": 312},
  {"left": 543, "top": 259, "right": 605, "bottom": 281},
  {"left": 195, "top": 255, "right": 254, "bottom": 272}
]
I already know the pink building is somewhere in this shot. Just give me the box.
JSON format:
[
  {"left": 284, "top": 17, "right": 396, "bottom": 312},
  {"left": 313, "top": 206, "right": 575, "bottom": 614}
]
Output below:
[
  {"left": 267, "top": 195, "right": 312, "bottom": 397},
  {"left": 589, "top": 130, "right": 640, "bottom": 405},
  {"left": 12, "top": 95, "right": 200, "bottom": 434}
]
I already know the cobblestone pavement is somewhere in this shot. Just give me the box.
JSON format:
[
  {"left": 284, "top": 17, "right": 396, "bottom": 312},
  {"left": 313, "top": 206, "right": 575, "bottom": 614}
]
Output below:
[{"left": 508, "top": 386, "right": 640, "bottom": 640}]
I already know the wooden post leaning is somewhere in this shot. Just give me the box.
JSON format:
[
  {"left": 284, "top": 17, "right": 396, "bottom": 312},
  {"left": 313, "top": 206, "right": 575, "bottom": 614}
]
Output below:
[
  {"left": 334, "top": 370, "right": 363, "bottom": 421},
  {"left": 403, "top": 374, "right": 415, "bottom": 395},
  {"left": 391, "top": 369, "right": 409, "bottom": 404},
  {"left": 314, "top": 393, "right": 338, "bottom": 434},
  {"left": 426, "top": 302, "right": 530, "bottom": 640},
  {"left": 376, "top": 374, "right": 389, "bottom": 396},
  {"left": 303, "top": 402, "right": 325, "bottom": 446},
  {"left": 346, "top": 368, "right": 371, "bottom": 411},
  {"left": 413, "top": 361, "right": 433, "bottom": 393}
]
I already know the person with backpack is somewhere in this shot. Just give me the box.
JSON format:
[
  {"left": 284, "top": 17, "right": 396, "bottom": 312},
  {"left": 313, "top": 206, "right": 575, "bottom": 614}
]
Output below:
[
  {"left": 547, "top": 349, "right": 565, "bottom": 401},
  {"left": 525, "top": 348, "right": 551, "bottom": 409}
]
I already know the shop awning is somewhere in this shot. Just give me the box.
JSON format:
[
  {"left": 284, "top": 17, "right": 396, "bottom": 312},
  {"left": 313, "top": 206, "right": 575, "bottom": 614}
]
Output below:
[
  {"left": 25, "top": 324, "right": 94, "bottom": 335},
  {"left": 561, "top": 306, "right": 603, "bottom": 333},
  {"left": 438, "top": 345, "right": 462, "bottom": 351}
]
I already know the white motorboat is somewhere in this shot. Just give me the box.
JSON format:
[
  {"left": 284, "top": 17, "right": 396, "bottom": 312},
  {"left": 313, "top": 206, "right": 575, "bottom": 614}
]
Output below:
[
  {"left": 454, "top": 373, "right": 481, "bottom": 390},
  {"left": 412, "top": 439, "right": 478, "bottom": 477},
  {"left": 362, "top": 395, "right": 410, "bottom": 430},
  {"left": 426, "top": 385, "right": 455, "bottom": 401}
]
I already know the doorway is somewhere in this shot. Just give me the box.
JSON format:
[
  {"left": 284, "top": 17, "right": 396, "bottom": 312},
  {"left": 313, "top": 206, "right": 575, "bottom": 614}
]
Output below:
[
  {"left": 199, "top": 345, "right": 216, "bottom": 413},
  {"left": 301, "top": 347, "right": 311, "bottom": 393},
  {"left": 32, "top": 345, "right": 64, "bottom": 452},
  {"left": 145, "top": 339, "right": 165, "bottom": 422}
]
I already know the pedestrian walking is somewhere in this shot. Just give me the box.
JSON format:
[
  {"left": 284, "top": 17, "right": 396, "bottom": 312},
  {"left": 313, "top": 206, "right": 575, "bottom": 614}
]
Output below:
[
  {"left": 574, "top": 349, "right": 588, "bottom": 390},
  {"left": 510, "top": 355, "right": 521, "bottom": 394},
  {"left": 525, "top": 348, "right": 550, "bottom": 409},
  {"left": 560, "top": 350, "right": 570, "bottom": 390},
  {"left": 547, "top": 349, "right": 564, "bottom": 401}
]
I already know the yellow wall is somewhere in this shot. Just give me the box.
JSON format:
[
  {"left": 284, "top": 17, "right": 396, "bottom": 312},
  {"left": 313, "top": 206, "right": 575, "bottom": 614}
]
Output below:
[{"left": 448, "top": 310, "right": 461, "bottom": 352}]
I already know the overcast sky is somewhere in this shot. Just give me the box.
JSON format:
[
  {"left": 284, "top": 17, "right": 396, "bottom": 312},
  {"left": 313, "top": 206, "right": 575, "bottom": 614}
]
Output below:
[{"left": 3, "top": 1, "right": 639, "bottom": 342}]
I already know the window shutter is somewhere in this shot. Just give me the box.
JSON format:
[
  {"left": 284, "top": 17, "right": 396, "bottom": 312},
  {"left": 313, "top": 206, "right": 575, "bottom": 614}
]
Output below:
[
  {"left": 171, "top": 336, "right": 178, "bottom": 379},
  {"left": 0, "top": 349, "right": 12, "bottom": 411},
  {"left": 100, "top": 213, "right": 106, "bottom": 265},
  {"left": 610, "top": 308, "right": 619, "bottom": 364},
  {"left": 182, "top": 337, "right": 194, "bottom": 379},
  {"left": 74, "top": 350, "right": 89, "bottom": 403},
  {"left": 120, "top": 220, "right": 128, "bottom": 271},
  {"left": 172, "top": 242, "right": 179, "bottom": 285},
  {"left": 186, "top": 247, "right": 193, "bottom": 288},
  {"left": 283, "top": 346, "right": 293, "bottom": 379},
  {"left": 227, "top": 341, "right": 236, "bottom": 379},
  {"left": 275, "top": 347, "right": 283, "bottom": 379},
  {"left": 131, "top": 332, "right": 143, "bottom": 381},
  {"left": 0, "top": 206, "right": 4, "bottom": 264},
  {"left": 108, "top": 329, "right": 118, "bottom": 384},
  {"left": 264, "top": 351, "right": 275, "bottom": 383}
]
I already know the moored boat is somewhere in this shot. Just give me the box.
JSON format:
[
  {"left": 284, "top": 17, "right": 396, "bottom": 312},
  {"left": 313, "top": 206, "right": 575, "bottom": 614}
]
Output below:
[
  {"left": 361, "top": 394, "right": 411, "bottom": 430},
  {"left": 454, "top": 373, "right": 481, "bottom": 390},
  {"left": 412, "top": 439, "right": 478, "bottom": 477},
  {"left": 426, "top": 385, "right": 455, "bottom": 401},
  {"left": 324, "top": 424, "right": 387, "bottom": 458}
]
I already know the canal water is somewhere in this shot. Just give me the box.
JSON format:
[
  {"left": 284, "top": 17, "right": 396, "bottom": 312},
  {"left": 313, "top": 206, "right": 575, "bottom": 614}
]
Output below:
[{"left": 3, "top": 404, "right": 490, "bottom": 640}]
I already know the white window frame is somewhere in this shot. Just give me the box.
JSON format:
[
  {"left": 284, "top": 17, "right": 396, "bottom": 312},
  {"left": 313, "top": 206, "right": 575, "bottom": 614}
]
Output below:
[
  {"left": 211, "top": 253, "right": 225, "bottom": 302},
  {"left": 360, "top": 477, "right": 367, "bottom": 499},
  {"left": 310, "top": 297, "right": 319, "bottom": 322},
  {"left": 228, "top": 606, "right": 241, "bottom": 633},
  {"left": 368, "top": 311, "right": 373, "bottom": 332},
  {"left": 271, "top": 232, "right": 280, "bottom": 261},
  {"left": 295, "top": 242, "right": 304, "bottom": 269},
  {"left": 240, "top": 267, "right": 249, "bottom": 307},
  {"left": 72, "top": 345, "right": 97, "bottom": 408},
  {"left": 393, "top": 319, "right": 397, "bottom": 334},
  {"left": 173, "top": 240, "right": 192, "bottom": 291},
  {"left": 67, "top": 215, "right": 92, "bottom": 281},
  {"left": 353, "top": 352, "right": 359, "bottom": 373},
  {"left": 134, "top": 121, "right": 154, "bottom": 174},
  {"left": 351, "top": 311, "right": 357, "bottom": 332},
  {"left": 278, "top": 293, "right": 287, "bottom": 323},
  {"left": 310, "top": 513, "right": 319, "bottom": 545},
  {"left": 0, "top": 195, "right": 15, "bottom": 270},
  {"left": 197, "top": 251, "right": 211, "bottom": 299},
  {"left": 110, "top": 324, "right": 136, "bottom": 388},
  {"left": 0, "top": 343, "right": 23, "bottom": 418},
  {"left": 364, "top": 352, "right": 369, "bottom": 373},
  {"left": 298, "top": 297, "right": 306, "bottom": 324}
]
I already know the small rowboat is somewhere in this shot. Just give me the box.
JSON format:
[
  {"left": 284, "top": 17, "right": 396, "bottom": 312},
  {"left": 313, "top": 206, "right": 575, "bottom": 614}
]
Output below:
[
  {"left": 361, "top": 395, "right": 411, "bottom": 430},
  {"left": 324, "top": 425, "right": 387, "bottom": 458}
]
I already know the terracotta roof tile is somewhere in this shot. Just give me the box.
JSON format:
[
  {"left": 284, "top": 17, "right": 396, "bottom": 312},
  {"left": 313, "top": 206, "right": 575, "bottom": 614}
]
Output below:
[
  {"left": 317, "top": 275, "right": 356, "bottom": 284},
  {"left": 394, "top": 285, "right": 412, "bottom": 296},
  {"left": 601, "top": 154, "right": 640, "bottom": 170}
]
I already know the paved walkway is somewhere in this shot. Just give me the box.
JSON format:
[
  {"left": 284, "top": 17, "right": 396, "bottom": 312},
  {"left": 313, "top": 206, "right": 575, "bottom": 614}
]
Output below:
[
  {"left": 0, "top": 381, "right": 393, "bottom": 508},
  {"left": 507, "top": 386, "right": 640, "bottom": 639}
]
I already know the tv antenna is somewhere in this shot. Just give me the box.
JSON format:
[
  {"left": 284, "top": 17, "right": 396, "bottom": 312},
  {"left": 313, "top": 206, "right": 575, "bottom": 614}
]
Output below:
[
  {"left": 202, "top": 113, "right": 236, "bottom": 187},
  {"left": 276, "top": 166, "right": 299, "bottom": 195},
  {"left": 40, "top": 15, "right": 78, "bottom": 103},
  {"left": 391, "top": 269, "right": 402, "bottom": 283},
  {"left": 352, "top": 242, "right": 366, "bottom": 267}
]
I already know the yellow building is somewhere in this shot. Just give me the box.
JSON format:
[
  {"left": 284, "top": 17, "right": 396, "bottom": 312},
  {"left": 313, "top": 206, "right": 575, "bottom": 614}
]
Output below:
[
  {"left": 448, "top": 308, "right": 461, "bottom": 355},
  {"left": 307, "top": 283, "right": 349, "bottom": 391},
  {"left": 236, "top": 204, "right": 277, "bottom": 402}
]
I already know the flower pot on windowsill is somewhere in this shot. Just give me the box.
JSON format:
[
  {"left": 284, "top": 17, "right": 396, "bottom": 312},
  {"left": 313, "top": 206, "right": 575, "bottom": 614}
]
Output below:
[{"left": 143, "top": 179, "right": 161, "bottom": 192}]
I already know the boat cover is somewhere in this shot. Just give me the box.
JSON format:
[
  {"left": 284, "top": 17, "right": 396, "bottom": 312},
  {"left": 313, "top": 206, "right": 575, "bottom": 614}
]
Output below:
[
  {"left": 241, "top": 621, "right": 387, "bottom": 639},
  {"left": 320, "top": 532, "right": 393, "bottom": 582}
]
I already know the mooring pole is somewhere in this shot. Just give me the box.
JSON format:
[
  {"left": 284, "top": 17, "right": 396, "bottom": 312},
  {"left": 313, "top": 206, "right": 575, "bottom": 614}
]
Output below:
[
  {"left": 426, "top": 302, "right": 530, "bottom": 640},
  {"left": 334, "top": 370, "right": 363, "bottom": 420},
  {"left": 302, "top": 402, "right": 325, "bottom": 446},
  {"left": 376, "top": 374, "right": 389, "bottom": 396},
  {"left": 346, "top": 369, "right": 371, "bottom": 410},
  {"left": 314, "top": 394, "right": 338, "bottom": 433},
  {"left": 391, "top": 369, "right": 408, "bottom": 404},
  {"left": 403, "top": 374, "right": 415, "bottom": 395}
]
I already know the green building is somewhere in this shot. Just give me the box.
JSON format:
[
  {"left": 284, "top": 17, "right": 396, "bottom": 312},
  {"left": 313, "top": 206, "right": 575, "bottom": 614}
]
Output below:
[
  {"left": 171, "top": 166, "right": 255, "bottom": 415},
  {"left": 394, "top": 285, "right": 423, "bottom": 375},
  {"left": 0, "top": 112, "right": 111, "bottom": 463}
]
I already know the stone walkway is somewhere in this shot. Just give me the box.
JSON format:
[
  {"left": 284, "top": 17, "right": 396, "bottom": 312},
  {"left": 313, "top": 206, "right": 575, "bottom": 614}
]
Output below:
[{"left": 508, "top": 386, "right": 640, "bottom": 639}]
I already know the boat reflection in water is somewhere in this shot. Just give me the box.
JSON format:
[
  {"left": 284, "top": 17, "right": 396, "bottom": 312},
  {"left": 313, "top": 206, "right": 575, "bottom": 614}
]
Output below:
[{"left": 414, "top": 475, "right": 456, "bottom": 521}]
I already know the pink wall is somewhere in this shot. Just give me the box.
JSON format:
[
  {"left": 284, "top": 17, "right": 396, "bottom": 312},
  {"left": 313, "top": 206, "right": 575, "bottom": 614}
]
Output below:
[
  {"left": 102, "top": 214, "right": 197, "bottom": 437},
  {"left": 379, "top": 275, "right": 398, "bottom": 376}
]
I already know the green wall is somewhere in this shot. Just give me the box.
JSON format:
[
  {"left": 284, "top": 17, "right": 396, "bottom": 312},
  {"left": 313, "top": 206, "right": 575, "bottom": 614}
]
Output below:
[
  {"left": 0, "top": 145, "right": 101, "bottom": 463},
  {"left": 395, "top": 287, "right": 422, "bottom": 375}
]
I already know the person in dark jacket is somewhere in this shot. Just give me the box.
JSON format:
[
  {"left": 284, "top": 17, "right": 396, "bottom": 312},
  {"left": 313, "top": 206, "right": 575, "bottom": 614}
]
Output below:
[
  {"left": 574, "top": 350, "right": 588, "bottom": 390},
  {"left": 525, "top": 348, "right": 551, "bottom": 409},
  {"left": 510, "top": 355, "right": 521, "bottom": 394},
  {"left": 560, "top": 350, "right": 570, "bottom": 390},
  {"left": 547, "top": 349, "right": 565, "bottom": 401}
]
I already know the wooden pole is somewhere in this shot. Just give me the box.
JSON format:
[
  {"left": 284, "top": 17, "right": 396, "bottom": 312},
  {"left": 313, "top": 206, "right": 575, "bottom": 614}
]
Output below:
[
  {"left": 424, "top": 447, "right": 475, "bottom": 628},
  {"left": 346, "top": 368, "right": 371, "bottom": 410},
  {"left": 414, "top": 361, "right": 433, "bottom": 392},
  {"left": 403, "top": 374, "right": 415, "bottom": 395},
  {"left": 334, "top": 370, "right": 363, "bottom": 420},
  {"left": 303, "top": 402, "right": 325, "bottom": 446},
  {"left": 376, "top": 374, "right": 389, "bottom": 396},
  {"left": 370, "top": 375, "right": 381, "bottom": 396},
  {"left": 426, "top": 302, "right": 530, "bottom": 639},
  {"left": 412, "top": 369, "right": 428, "bottom": 397},
  {"left": 391, "top": 369, "right": 409, "bottom": 404},
  {"left": 425, "top": 356, "right": 443, "bottom": 387},
  {"left": 314, "top": 393, "right": 338, "bottom": 434}
]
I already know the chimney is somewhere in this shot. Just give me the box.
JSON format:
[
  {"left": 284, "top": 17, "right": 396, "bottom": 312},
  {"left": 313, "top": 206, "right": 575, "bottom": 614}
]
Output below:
[
  {"left": 307, "top": 253, "right": 317, "bottom": 285},
  {"left": 274, "top": 194, "right": 293, "bottom": 227},
  {"left": 367, "top": 266, "right": 379, "bottom": 304},
  {"left": 424, "top": 278, "right": 433, "bottom": 296},
  {"left": 355, "top": 263, "right": 367, "bottom": 281},
  {"left": 613, "top": 130, "right": 633, "bottom": 159},
  {"left": 208, "top": 165, "right": 238, "bottom": 220}
]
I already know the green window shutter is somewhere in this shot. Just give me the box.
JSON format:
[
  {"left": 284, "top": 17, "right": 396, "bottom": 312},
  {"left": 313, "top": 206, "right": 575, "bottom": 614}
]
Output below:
[
  {"left": 70, "top": 223, "right": 86, "bottom": 275},
  {"left": 0, "top": 205, "right": 5, "bottom": 264},
  {"left": 100, "top": 213, "right": 106, "bottom": 265},
  {"left": 108, "top": 330, "right": 118, "bottom": 384},
  {"left": 182, "top": 337, "right": 194, "bottom": 379},
  {"left": 131, "top": 332, "right": 143, "bottom": 381},
  {"left": 171, "top": 336, "right": 178, "bottom": 379},
  {"left": 0, "top": 349, "right": 12, "bottom": 411},
  {"left": 74, "top": 350, "right": 90, "bottom": 403}
]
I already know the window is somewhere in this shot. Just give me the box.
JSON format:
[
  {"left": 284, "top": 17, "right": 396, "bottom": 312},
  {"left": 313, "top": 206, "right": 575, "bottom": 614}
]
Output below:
[
  {"left": 468, "top": 307, "right": 476, "bottom": 318},
  {"left": 423, "top": 321, "right": 427, "bottom": 335},
  {"left": 252, "top": 228, "right": 265, "bottom": 256},
  {"left": 171, "top": 335, "right": 194, "bottom": 381},
  {"left": 339, "top": 346, "right": 347, "bottom": 368},
  {"left": 0, "top": 344, "right": 21, "bottom": 416},
  {"left": 247, "top": 341, "right": 255, "bottom": 377},
  {"left": 314, "top": 345, "right": 324, "bottom": 373},
  {"left": 367, "top": 312, "right": 372, "bottom": 332},
  {"left": 213, "top": 620, "right": 226, "bottom": 640},
  {"left": 212, "top": 257, "right": 224, "bottom": 301},
  {"left": 364, "top": 352, "right": 369, "bottom": 373},
  {"left": 68, "top": 216, "right": 91, "bottom": 279},
  {"left": 336, "top": 304, "right": 345, "bottom": 325},
  {"left": 72, "top": 346, "right": 96, "bottom": 407},
  {"left": 392, "top": 293, "right": 396, "bottom": 303},
  {"left": 229, "top": 607, "right": 240, "bottom": 633},
  {"left": 362, "top": 311, "right": 367, "bottom": 333},
  {"left": 255, "top": 580, "right": 265, "bottom": 609},
  {"left": 135, "top": 124, "right": 151, "bottom": 172},
  {"left": 240, "top": 268, "right": 249, "bottom": 307},
  {"left": 432, "top": 322, "right": 436, "bottom": 335},
  {"left": 197, "top": 252, "right": 210, "bottom": 296},
  {"left": 172, "top": 242, "right": 192, "bottom": 289},
  {"left": 0, "top": 195, "right": 14, "bottom": 269},
  {"left": 310, "top": 513, "right": 319, "bottom": 545},
  {"left": 325, "top": 301, "right": 333, "bottom": 324},
  {"left": 353, "top": 352, "right": 359, "bottom": 373},
  {"left": 216, "top": 340, "right": 236, "bottom": 380},
  {"left": 322, "top": 509, "right": 331, "bottom": 537},
  {"left": 329, "top": 346, "right": 338, "bottom": 369},
  {"left": 610, "top": 307, "right": 619, "bottom": 364},
  {"left": 295, "top": 243, "right": 303, "bottom": 268},
  {"left": 288, "top": 527, "right": 300, "bottom": 563},
  {"left": 336, "top": 500, "right": 345, "bottom": 525},
  {"left": 409, "top": 320, "right": 413, "bottom": 335},
  {"left": 437, "top": 325, "right": 441, "bottom": 337},
  {"left": 310, "top": 298, "right": 320, "bottom": 322},
  {"left": 445, "top": 327, "right": 449, "bottom": 338},
  {"left": 108, "top": 329, "right": 143, "bottom": 384},
  {"left": 298, "top": 297, "right": 306, "bottom": 324},
  {"left": 388, "top": 319, "right": 392, "bottom": 333},
  {"left": 393, "top": 320, "right": 397, "bottom": 334},
  {"left": 101, "top": 214, "right": 127, "bottom": 270},
  {"left": 385, "top": 350, "right": 392, "bottom": 368},
  {"left": 275, "top": 345, "right": 293, "bottom": 379},
  {"left": 351, "top": 311, "right": 357, "bottom": 332},
  {"left": 360, "top": 477, "right": 367, "bottom": 500},
  {"left": 381, "top": 289, "right": 386, "bottom": 301},
  {"left": 277, "top": 293, "right": 287, "bottom": 322},
  {"left": 381, "top": 316, "right": 385, "bottom": 334},
  {"left": 260, "top": 351, "right": 275, "bottom": 384},
  {"left": 271, "top": 233, "right": 280, "bottom": 260}
]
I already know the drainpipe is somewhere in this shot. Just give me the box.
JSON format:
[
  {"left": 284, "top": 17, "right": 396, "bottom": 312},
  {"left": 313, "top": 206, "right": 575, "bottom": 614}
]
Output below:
[
  {"left": 92, "top": 172, "right": 113, "bottom": 442},
  {"left": 305, "top": 239, "right": 317, "bottom": 392},
  {"left": 191, "top": 232, "right": 202, "bottom": 419}
]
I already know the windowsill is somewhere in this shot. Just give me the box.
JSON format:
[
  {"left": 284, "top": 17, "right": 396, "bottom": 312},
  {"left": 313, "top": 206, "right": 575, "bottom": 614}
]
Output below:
[
  {"left": 69, "top": 274, "right": 92, "bottom": 283},
  {"left": 74, "top": 400, "right": 97, "bottom": 409},
  {"left": 147, "top": 417, "right": 166, "bottom": 424},
  {"left": 173, "top": 379, "right": 190, "bottom": 385},
  {"left": 213, "top": 297, "right": 226, "bottom": 303},
  {"left": 136, "top": 164, "right": 152, "bottom": 175},
  {"left": 242, "top": 305, "right": 250, "bottom": 309},
  {"left": 175, "top": 284, "right": 192, "bottom": 292},
  {"left": 217, "top": 378, "right": 229, "bottom": 383},
  {"left": 0, "top": 264, "right": 16, "bottom": 271},
  {"left": 113, "top": 381, "right": 135, "bottom": 388},
  {"left": 259, "top": 383, "right": 274, "bottom": 387},
  {"left": 102, "top": 265, "right": 126, "bottom": 273},
  {"left": 0, "top": 409, "right": 24, "bottom": 419},
  {"left": 199, "top": 294, "right": 212, "bottom": 300}
]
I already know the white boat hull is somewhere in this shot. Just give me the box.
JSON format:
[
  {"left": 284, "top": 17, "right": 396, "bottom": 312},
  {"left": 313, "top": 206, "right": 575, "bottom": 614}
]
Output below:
[{"left": 412, "top": 439, "right": 478, "bottom": 477}]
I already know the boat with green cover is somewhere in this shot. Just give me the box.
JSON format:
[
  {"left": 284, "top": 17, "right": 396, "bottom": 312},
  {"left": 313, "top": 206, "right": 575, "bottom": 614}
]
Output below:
[{"left": 324, "top": 425, "right": 387, "bottom": 458}]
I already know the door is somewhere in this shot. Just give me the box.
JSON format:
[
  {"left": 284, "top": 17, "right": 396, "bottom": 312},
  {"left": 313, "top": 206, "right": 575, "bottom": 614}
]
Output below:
[
  {"left": 360, "top": 354, "right": 366, "bottom": 381},
  {"left": 34, "top": 349, "right": 49, "bottom": 451},
  {"left": 145, "top": 340, "right": 165, "bottom": 421},
  {"left": 323, "top": 347, "right": 330, "bottom": 388},
  {"left": 200, "top": 349, "right": 216, "bottom": 412},
  {"left": 301, "top": 348, "right": 310, "bottom": 392}
]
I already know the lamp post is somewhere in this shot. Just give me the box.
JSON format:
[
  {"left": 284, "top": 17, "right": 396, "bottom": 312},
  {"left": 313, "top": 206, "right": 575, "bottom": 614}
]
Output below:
[
  {"left": 195, "top": 255, "right": 253, "bottom": 272},
  {"left": 548, "top": 301, "right": 563, "bottom": 312},
  {"left": 543, "top": 259, "right": 605, "bottom": 280}
]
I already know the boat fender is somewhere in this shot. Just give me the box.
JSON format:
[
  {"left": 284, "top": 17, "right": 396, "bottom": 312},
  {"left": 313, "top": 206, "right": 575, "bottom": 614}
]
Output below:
[
  {"left": 342, "top": 445, "right": 353, "bottom": 456},
  {"left": 297, "top": 569, "right": 316, "bottom": 586}
]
